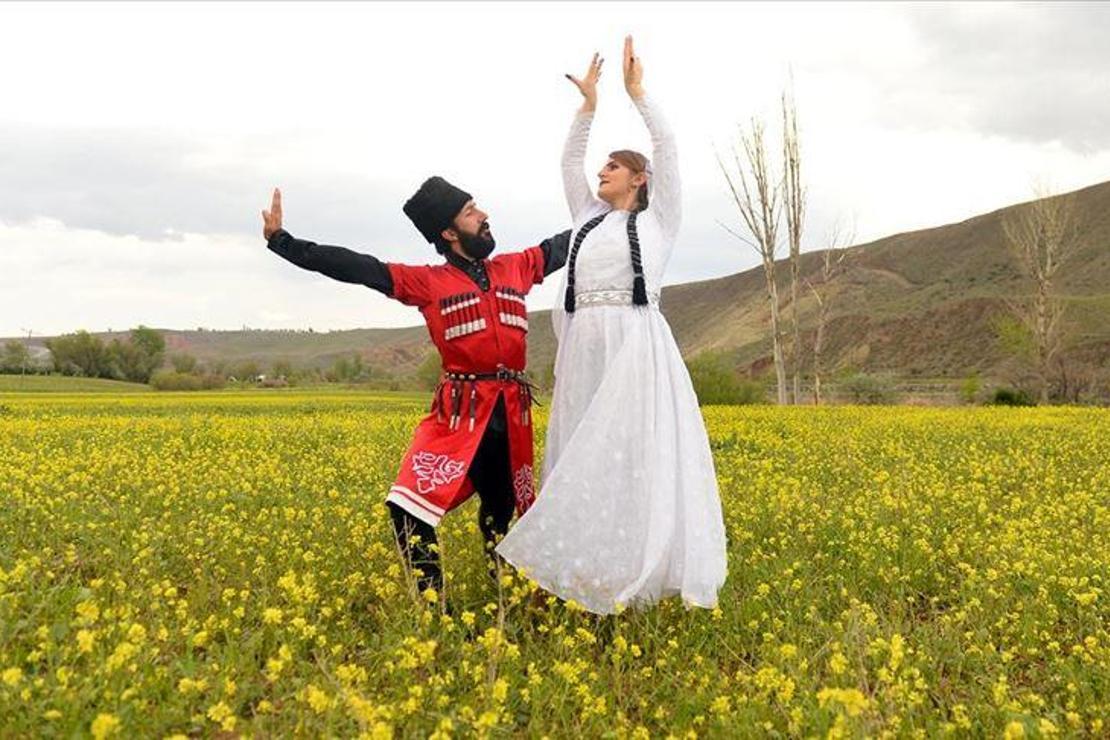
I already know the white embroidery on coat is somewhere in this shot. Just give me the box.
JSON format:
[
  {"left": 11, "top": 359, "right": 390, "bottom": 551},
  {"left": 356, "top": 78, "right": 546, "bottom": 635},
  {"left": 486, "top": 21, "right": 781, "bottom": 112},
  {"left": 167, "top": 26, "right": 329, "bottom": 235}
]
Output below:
[
  {"left": 513, "top": 464, "right": 536, "bottom": 509},
  {"left": 411, "top": 451, "right": 466, "bottom": 494}
]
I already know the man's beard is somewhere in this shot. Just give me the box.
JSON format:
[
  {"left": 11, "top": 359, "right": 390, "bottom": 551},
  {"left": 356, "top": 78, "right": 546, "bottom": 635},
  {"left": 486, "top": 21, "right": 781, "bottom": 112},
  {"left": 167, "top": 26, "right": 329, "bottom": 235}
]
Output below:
[{"left": 459, "top": 222, "right": 496, "bottom": 260}]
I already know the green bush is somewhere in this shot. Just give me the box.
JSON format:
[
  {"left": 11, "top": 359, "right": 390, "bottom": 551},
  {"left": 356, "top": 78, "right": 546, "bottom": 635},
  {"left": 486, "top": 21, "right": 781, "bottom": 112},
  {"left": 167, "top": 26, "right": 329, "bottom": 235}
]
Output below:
[
  {"left": 960, "top": 373, "right": 982, "bottom": 405},
  {"left": 990, "top": 387, "right": 1035, "bottom": 407},
  {"left": 170, "top": 353, "right": 199, "bottom": 374},
  {"left": 46, "top": 327, "right": 165, "bottom": 382},
  {"left": 149, "top": 370, "right": 226, "bottom": 391},
  {"left": 685, "top": 352, "right": 764, "bottom": 405},
  {"left": 1, "top": 340, "right": 31, "bottom": 373}
]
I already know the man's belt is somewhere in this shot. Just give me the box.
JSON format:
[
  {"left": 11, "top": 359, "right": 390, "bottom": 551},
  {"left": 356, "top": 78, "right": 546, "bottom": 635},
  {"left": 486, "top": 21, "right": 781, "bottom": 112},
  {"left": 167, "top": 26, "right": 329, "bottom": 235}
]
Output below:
[
  {"left": 436, "top": 363, "right": 538, "bottom": 431},
  {"left": 444, "top": 364, "right": 527, "bottom": 383}
]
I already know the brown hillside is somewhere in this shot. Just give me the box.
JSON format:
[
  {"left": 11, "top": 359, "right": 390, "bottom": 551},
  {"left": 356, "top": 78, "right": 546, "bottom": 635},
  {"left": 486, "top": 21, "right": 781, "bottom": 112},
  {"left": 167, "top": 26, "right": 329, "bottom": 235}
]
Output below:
[
  {"left": 16, "top": 181, "right": 1110, "bottom": 380},
  {"left": 632, "top": 179, "right": 1110, "bottom": 378}
]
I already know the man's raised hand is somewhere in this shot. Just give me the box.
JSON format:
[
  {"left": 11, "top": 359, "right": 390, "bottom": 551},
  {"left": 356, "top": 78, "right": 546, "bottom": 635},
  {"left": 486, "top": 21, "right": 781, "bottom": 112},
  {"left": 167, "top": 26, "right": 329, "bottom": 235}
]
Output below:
[
  {"left": 261, "top": 188, "right": 283, "bottom": 240},
  {"left": 566, "top": 52, "right": 603, "bottom": 113}
]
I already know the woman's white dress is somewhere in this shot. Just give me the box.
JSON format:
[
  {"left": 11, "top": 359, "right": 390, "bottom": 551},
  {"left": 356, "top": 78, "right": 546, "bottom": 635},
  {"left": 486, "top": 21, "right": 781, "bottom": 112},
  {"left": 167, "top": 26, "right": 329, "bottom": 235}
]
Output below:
[{"left": 495, "top": 95, "right": 727, "bottom": 615}]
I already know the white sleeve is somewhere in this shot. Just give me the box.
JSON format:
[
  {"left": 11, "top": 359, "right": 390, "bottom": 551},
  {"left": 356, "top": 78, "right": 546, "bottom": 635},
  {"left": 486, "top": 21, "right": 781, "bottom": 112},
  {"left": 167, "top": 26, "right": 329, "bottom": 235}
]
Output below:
[
  {"left": 634, "top": 94, "right": 681, "bottom": 241},
  {"left": 562, "top": 110, "right": 605, "bottom": 222}
]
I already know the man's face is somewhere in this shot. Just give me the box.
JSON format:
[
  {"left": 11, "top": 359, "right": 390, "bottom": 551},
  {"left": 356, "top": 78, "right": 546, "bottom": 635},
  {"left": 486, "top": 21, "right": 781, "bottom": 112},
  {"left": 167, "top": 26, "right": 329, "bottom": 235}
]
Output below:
[
  {"left": 446, "top": 200, "right": 492, "bottom": 241},
  {"left": 443, "top": 200, "right": 495, "bottom": 257}
]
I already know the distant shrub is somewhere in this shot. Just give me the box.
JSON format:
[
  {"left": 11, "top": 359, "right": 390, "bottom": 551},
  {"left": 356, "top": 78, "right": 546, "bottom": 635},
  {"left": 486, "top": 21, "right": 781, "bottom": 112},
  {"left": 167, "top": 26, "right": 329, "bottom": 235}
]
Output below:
[
  {"left": 150, "top": 370, "right": 226, "bottom": 391},
  {"left": 169, "top": 353, "right": 199, "bottom": 374},
  {"left": 990, "top": 387, "right": 1035, "bottom": 407},
  {"left": 840, "top": 373, "right": 898, "bottom": 405},
  {"left": 686, "top": 353, "right": 764, "bottom": 405},
  {"left": 960, "top": 373, "right": 983, "bottom": 404}
]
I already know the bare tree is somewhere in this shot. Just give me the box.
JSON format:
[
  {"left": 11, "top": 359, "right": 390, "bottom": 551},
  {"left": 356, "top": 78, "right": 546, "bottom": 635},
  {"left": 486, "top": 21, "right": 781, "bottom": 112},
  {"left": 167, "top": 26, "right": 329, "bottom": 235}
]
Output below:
[
  {"left": 782, "top": 88, "right": 805, "bottom": 405},
  {"left": 717, "top": 118, "right": 787, "bottom": 404},
  {"left": 19, "top": 328, "right": 33, "bottom": 379},
  {"left": 1001, "top": 184, "right": 1080, "bottom": 403},
  {"left": 804, "top": 224, "right": 852, "bottom": 405}
]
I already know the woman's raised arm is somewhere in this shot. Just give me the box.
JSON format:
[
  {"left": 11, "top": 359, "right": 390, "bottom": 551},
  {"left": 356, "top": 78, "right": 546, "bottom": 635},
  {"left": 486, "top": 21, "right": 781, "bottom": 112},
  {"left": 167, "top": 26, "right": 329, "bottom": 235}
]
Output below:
[
  {"left": 624, "top": 36, "right": 681, "bottom": 241},
  {"left": 562, "top": 53, "right": 606, "bottom": 222}
]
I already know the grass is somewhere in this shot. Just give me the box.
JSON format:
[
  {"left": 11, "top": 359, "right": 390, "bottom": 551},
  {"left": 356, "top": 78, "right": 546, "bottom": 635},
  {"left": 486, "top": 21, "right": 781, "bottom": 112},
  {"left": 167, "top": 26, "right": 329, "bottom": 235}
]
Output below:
[
  {"left": 0, "top": 374, "right": 152, "bottom": 393},
  {"left": 0, "top": 393, "right": 1107, "bottom": 737}
]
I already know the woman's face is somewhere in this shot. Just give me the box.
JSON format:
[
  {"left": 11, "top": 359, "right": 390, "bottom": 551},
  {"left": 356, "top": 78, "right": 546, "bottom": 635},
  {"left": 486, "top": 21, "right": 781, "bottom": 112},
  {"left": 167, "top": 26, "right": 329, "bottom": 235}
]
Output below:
[{"left": 597, "top": 158, "right": 646, "bottom": 204}]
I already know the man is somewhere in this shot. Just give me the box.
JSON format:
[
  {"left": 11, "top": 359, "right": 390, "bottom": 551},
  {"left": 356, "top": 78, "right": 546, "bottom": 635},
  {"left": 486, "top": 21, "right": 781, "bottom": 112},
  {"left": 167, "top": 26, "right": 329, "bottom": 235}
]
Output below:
[{"left": 260, "top": 178, "right": 570, "bottom": 598}]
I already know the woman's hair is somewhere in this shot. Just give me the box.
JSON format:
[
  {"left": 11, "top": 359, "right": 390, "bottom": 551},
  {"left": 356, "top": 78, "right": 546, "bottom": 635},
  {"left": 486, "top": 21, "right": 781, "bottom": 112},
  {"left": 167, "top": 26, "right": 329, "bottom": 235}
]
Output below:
[{"left": 609, "top": 149, "right": 649, "bottom": 211}]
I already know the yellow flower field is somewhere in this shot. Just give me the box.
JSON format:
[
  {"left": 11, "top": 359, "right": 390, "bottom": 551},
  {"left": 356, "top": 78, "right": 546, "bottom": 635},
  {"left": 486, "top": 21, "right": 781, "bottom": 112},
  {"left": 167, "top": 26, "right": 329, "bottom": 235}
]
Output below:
[{"left": 0, "top": 391, "right": 1107, "bottom": 737}]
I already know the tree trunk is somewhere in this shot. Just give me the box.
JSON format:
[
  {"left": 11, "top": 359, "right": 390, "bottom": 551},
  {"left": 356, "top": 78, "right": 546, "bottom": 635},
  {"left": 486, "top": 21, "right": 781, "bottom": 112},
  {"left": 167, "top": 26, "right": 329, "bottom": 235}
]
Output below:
[
  {"left": 812, "top": 298, "right": 827, "bottom": 405},
  {"left": 790, "top": 256, "right": 800, "bottom": 404},
  {"left": 764, "top": 260, "right": 788, "bottom": 404},
  {"left": 1036, "top": 279, "right": 1050, "bottom": 403},
  {"left": 782, "top": 92, "right": 804, "bottom": 405}
]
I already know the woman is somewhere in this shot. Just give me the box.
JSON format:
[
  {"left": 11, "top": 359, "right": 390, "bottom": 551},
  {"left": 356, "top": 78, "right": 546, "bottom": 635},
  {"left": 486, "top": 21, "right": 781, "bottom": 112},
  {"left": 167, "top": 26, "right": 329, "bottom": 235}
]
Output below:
[{"left": 496, "top": 37, "right": 727, "bottom": 614}]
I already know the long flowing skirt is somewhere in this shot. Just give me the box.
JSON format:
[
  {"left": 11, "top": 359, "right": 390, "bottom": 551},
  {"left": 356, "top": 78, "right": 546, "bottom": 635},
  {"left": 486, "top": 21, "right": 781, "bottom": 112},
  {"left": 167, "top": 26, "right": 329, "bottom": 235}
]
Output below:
[{"left": 495, "top": 304, "right": 727, "bottom": 614}]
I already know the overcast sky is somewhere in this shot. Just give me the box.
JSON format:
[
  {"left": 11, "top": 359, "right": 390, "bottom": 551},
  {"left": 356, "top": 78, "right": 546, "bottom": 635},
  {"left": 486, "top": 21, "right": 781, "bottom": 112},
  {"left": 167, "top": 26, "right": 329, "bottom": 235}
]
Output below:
[{"left": 3, "top": 1, "right": 1109, "bottom": 338}]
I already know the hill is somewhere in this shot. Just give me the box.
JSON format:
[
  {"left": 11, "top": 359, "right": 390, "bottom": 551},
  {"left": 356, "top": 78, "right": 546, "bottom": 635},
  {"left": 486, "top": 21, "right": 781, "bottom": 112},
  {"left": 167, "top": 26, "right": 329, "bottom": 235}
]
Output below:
[
  {"left": 653, "top": 179, "right": 1110, "bottom": 379},
  {"left": 11, "top": 180, "right": 1110, "bottom": 383}
]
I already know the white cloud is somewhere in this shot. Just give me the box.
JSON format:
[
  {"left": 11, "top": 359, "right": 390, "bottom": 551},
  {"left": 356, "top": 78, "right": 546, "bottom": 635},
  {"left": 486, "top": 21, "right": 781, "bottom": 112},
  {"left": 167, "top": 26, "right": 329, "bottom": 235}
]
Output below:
[
  {"left": 2, "top": 218, "right": 419, "bottom": 335},
  {"left": 2, "top": 1, "right": 1107, "bottom": 337}
]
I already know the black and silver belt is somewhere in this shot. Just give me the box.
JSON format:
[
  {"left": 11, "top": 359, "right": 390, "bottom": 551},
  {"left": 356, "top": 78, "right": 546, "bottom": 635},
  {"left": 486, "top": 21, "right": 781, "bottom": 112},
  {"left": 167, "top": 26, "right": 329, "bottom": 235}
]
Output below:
[
  {"left": 444, "top": 364, "right": 528, "bottom": 383},
  {"left": 436, "top": 364, "right": 538, "bottom": 431}
]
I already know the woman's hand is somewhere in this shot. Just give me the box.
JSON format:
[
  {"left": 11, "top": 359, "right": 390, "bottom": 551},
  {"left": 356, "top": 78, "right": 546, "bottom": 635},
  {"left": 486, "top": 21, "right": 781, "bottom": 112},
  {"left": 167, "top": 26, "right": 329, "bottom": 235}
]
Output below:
[
  {"left": 566, "top": 52, "right": 603, "bottom": 113},
  {"left": 623, "top": 35, "right": 644, "bottom": 100},
  {"left": 261, "top": 188, "right": 283, "bottom": 240}
]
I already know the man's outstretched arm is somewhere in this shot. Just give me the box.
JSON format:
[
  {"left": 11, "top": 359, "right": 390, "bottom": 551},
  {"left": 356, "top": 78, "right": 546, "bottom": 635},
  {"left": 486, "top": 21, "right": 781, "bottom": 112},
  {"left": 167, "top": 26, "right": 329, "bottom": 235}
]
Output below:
[
  {"left": 266, "top": 229, "right": 395, "bottom": 295},
  {"left": 262, "top": 188, "right": 394, "bottom": 295}
]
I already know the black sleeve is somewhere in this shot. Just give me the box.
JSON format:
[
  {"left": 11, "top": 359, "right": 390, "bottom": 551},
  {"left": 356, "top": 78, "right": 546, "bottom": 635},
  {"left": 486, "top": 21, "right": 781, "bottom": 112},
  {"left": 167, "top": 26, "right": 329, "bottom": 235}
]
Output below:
[
  {"left": 539, "top": 229, "right": 573, "bottom": 277},
  {"left": 266, "top": 229, "right": 394, "bottom": 296}
]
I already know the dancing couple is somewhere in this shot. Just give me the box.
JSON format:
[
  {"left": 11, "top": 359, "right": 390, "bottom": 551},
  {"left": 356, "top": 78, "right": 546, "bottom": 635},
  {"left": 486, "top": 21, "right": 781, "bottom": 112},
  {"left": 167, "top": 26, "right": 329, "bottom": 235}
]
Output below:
[{"left": 261, "top": 37, "right": 726, "bottom": 615}]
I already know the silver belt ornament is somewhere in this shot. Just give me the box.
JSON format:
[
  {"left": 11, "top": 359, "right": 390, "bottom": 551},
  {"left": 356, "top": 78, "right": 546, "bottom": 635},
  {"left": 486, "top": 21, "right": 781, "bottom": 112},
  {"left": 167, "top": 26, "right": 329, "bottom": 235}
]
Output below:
[{"left": 573, "top": 288, "right": 661, "bottom": 309}]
